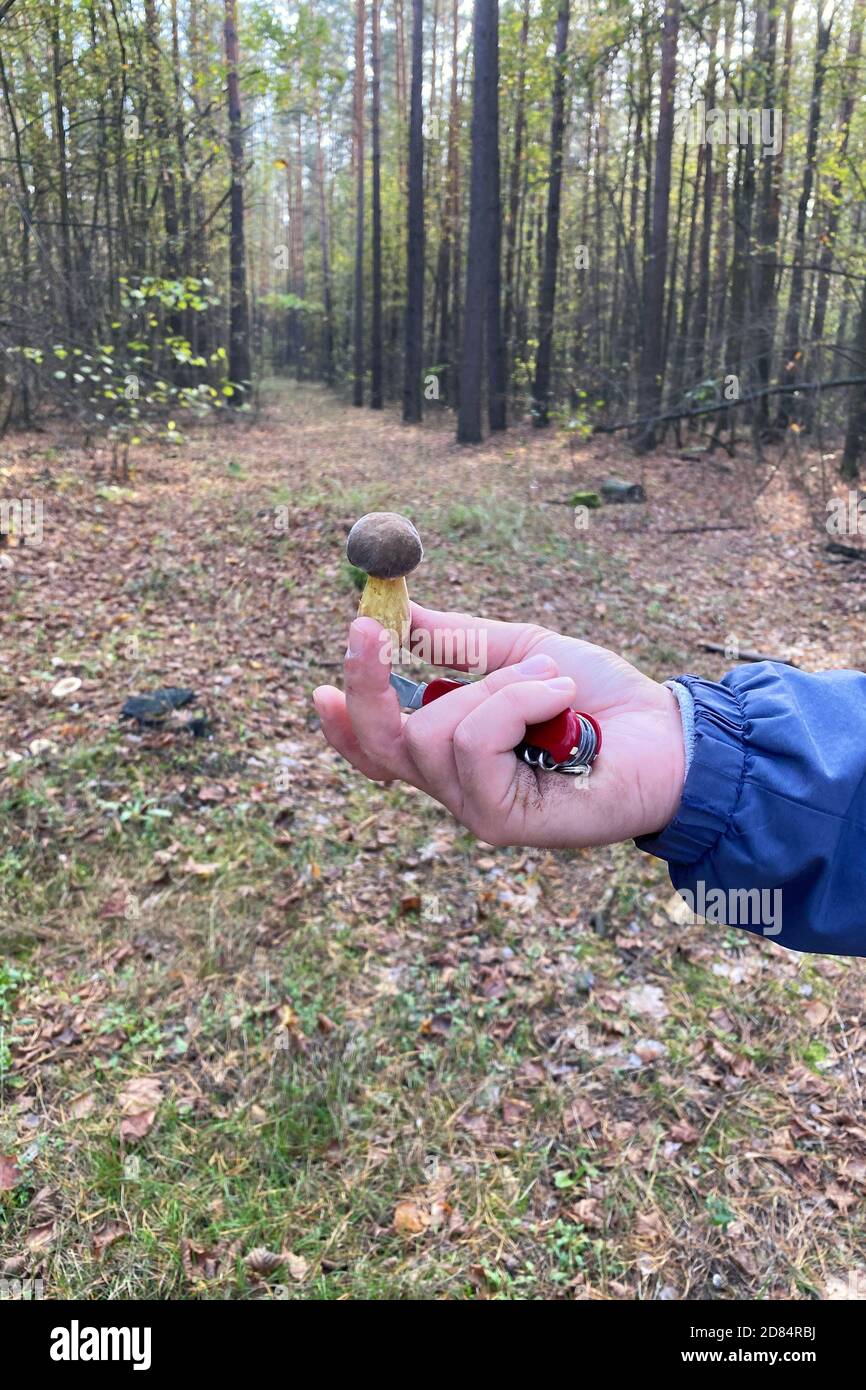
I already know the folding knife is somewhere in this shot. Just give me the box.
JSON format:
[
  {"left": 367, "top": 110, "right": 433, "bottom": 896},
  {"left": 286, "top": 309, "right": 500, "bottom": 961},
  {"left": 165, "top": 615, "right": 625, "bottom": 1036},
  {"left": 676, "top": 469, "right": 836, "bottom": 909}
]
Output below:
[{"left": 389, "top": 672, "right": 601, "bottom": 774}]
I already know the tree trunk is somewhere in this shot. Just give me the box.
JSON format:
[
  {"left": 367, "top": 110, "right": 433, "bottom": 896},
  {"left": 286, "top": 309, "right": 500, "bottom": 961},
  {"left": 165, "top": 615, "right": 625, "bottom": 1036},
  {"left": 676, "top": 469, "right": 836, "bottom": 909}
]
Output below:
[
  {"left": 353, "top": 0, "right": 366, "bottom": 406},
  {"left": 750, "top": 1, "right": 780, "bottom": 428},
  {"left": 811, "top": 0, "right": 864, "bottom": 352},
  {"left": 502, "top": 0, "right": 530, "bottom": 374},
  {"left": 224, "top": 0, "right": 251, "bottom": 398},
  {"left": 777, "top": 9, "right": 832, "bottom": 417},
  {"left": 315, "top": 97, "right": 335, "bottom": 384},
  {"left": 842, "top": 286, "right": 866, "bottom": 479},
  {"left": 485, "top": 0, "right": 506, "bottom": 431},
  {"left": 457, "top": 0, "right": 494, "bottom": 443},
  {"left": 531, "top": 0, "right": 570, "bottom": 428},
  {"left": 690, "top": 12, "right": 718, "bottom": 388},
  {"left": 635, "top": 0, "right": 679, "bottom": 449},
  {"left": 434, "top": 0, "right": 460, "bottom": 406},
  {"left": 403, "top": 0, "right": 425, "bottom": 422},
  {"left": 371, "top": 0, "right": 384, "bottom": 408}
]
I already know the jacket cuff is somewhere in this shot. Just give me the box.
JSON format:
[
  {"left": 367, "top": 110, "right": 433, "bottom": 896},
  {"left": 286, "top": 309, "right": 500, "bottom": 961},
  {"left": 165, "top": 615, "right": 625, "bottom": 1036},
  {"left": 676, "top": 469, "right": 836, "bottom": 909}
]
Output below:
[{"left": 635, "top": 675, "right": 748, "bottom": 864}]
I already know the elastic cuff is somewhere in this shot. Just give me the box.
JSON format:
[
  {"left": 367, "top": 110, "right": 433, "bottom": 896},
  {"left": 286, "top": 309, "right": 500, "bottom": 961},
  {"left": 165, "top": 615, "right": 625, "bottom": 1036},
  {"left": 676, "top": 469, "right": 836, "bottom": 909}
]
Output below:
[
  {"left": 635, "top": 675, "right": 748, "bottom": 864},
  {"left": 664, "top": 678, "right": 695, "bottom": 777}
]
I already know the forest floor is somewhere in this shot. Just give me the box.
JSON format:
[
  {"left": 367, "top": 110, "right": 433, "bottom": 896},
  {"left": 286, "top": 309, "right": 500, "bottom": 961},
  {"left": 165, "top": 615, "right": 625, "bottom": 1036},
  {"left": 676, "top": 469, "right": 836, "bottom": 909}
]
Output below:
[{"left": 2, "top": 379, "right": 866, "bottom": 1300}]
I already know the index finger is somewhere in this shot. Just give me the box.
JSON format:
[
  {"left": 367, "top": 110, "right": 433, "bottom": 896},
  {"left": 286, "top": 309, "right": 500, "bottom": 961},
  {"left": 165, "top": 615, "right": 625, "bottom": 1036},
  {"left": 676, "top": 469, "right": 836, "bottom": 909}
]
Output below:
[{"left": 408, "top": 601, "right": 550, "bottom": 674}]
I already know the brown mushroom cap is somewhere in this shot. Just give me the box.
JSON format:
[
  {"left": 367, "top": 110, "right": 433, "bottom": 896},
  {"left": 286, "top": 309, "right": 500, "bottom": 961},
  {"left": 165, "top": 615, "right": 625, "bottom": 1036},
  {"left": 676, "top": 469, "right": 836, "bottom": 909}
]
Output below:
[{"left": 346, "top": 512, "right": 423, "bottom": 579}]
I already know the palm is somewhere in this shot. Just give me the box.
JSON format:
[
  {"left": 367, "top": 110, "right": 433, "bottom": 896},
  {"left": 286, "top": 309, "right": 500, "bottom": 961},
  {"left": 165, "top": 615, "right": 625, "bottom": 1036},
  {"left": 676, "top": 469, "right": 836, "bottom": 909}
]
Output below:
[{"left": 458, "top": 625, "right": 685, "bottom": 847}]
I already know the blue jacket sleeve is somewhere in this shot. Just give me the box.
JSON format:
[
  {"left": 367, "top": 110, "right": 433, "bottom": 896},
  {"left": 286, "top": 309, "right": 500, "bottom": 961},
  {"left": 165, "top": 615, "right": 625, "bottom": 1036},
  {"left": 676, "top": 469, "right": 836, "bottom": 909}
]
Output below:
[{"left": 636, "top": 662, "right": 866, "bottom": 957}]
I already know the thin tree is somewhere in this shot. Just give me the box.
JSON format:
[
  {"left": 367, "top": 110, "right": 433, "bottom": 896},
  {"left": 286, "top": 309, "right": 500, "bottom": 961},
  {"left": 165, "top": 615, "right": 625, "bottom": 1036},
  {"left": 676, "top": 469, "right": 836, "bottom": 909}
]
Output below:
[
  {"left": 403, "top": 0, "right": 424, "bottom": 422},
  {"left": 531, "top": 0, "right": 569, "bottom": 428},
  {"left": 457, "top": 0, "right": 494, "bottom": 443},
  {"left": 777, "top": 7, "right": 832, "bottom": 418},
  {"left": 224, "top": 0, "right": 251, "bottom": 398},
  {"left": 371, "top": 0, "right": 384, "bottom": 408},
  {"left": 635, "top": 0, "right": 679, "bottom": 449},
  {"left": 485, "top": 0, "right": 506, "bottom": 431},
  {"left": 352, "top": 0, "right": 366, "bottom": 406}
]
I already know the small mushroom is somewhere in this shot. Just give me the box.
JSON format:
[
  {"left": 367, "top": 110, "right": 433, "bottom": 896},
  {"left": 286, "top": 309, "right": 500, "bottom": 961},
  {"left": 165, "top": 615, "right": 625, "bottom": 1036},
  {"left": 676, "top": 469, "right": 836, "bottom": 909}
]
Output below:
[{"left": 346, "top": 512, "right": 423, "bottom": 647}]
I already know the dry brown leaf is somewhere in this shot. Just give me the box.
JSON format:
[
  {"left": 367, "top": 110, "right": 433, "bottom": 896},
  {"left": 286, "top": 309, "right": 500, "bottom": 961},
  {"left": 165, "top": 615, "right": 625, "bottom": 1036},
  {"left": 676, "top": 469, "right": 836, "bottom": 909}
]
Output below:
[
  {"left": 181, "top": 1237, "right": 242, "bottom": 1283},
  {"left": 245, "top": 1247, "right": 284, "bottom": 1276},
  {"left": 393, "top": 1200, "right": 430, "bottom": 1237},
  {"left": 284, "top": 1251, "right": 309, "bottom": 1282},
  {"left": 26, "top": 1221, "right": 56, "bottom": 1251},
  {"left": 625, "top": 984, "right": 668, "bottom": 1020},
  {"left": 804, "top": 1000, "right": 830, "bottom": 1027},
  {"left": 69, "top": 1092, "right": 96, "bottom": 1120},
  {"left": 0, "top": 1154, "right": 21, "bottom": 1191},
  {"left": 571, "top": 1198, "right": 604, "bottom": 1230},
  {"left": 99, "top": 890, "right": 130, "bottom": 920},
  {"left": 197, "top": 784, "right": 226, "bottom": 803},
  {"left": 668, "top": 1121, "right": 700, "bottom": 1144},
  {"left": 93, "top": 1221, "right": 129, "bottom": 1258},
  {"left": 118, "top": 1075, "right": 163, "bottom": 1141}
]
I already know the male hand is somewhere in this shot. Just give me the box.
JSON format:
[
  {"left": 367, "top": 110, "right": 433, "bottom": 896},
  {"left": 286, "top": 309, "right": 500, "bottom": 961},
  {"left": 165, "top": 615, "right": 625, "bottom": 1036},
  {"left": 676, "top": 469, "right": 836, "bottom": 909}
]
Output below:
[{"left": 313, "top": 603, "right": 685, "bottom": 848}]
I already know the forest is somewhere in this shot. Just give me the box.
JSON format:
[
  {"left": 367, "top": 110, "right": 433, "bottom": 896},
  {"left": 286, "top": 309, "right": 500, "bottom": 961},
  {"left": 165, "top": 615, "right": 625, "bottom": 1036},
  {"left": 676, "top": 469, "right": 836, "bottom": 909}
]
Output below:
[
  {"left": 2, "top": 0, "right": 866, "bottom": 1310},
  {"left": 1, "top": 0, "right": 865, "bottom": 466}
]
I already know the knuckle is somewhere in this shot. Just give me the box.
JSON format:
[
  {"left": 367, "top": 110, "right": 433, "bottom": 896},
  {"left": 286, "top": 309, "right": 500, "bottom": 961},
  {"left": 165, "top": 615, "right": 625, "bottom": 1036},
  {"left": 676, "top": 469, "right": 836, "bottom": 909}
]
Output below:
[
  {"left": 402, "top": 716, "right": 426, "bottom": 759},
  {"left": 518, "top": 624, "right": 553, "bottom": 654},
  {"left": 452, "top": 718, "right": 482, "bottom": 762}
]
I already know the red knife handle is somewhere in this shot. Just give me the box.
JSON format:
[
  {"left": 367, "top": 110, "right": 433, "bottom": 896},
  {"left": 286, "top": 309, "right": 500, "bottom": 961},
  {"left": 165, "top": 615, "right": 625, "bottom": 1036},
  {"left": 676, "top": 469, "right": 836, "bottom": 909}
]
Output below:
[{"left": 420, "top": 678, "right": 601, "bottom": 766}]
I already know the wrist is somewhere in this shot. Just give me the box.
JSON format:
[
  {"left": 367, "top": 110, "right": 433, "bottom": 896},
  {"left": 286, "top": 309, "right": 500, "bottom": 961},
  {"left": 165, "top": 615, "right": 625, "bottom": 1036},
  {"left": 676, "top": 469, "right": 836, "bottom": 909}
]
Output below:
[{"left": 646, "top": 684, "right": 687, "bottom": 835}]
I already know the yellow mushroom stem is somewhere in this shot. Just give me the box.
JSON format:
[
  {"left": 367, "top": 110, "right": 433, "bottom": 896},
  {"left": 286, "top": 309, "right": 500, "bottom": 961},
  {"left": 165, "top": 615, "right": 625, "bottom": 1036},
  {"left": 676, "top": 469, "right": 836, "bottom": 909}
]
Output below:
[{"left": 357, "top": 574, "right": 410, "bottom": 655}]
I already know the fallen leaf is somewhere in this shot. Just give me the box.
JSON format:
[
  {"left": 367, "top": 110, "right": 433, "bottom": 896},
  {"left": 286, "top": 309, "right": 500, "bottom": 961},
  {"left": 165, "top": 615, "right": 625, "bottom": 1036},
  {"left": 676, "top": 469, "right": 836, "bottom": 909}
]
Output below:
[
  {"left": 26, "top": 1221, "right": 56, "bottom": 1251},
  {"left": 625, "top": 985, "right": 668, "bottom": 1020},
  {"left": 118, "top": 1075, "right": 163, "bottom": 1141},
  {"left": 197, "top": 784, "right": 226, "bottom": 803},
  {"left": 245, "top": 1247, "right": 284, "bottom": 1276},
  {"left": 668, "top": 1121, "right": 700, "bottom": 1144},
  {"left": 804, "top": 1000, "right": 830, "bottom": 1027},
  {"left": 93, "top": 1221, "right": 129, "bottom": 1258},
  {"left": 0, "top": 1155, "right": 21, "bottom": 1191},
  {"left": 571, "top": 1198, "right": 604, "bottom": 1230},
  {"left": 99, "top": 889, "right": 131, "bottom": 920},
  {"left": 181, "top": 1237, "right": 242, "bottom": 1284},
  {"left": 393, "top": 1200, "right": 430, "bottom": 1237},
  {"left": 285, "top": 1251, "right": 309, "bottom": 1282},
  {"left": 68, "top": 1093, "right": 96, "bottom": 1120},
  {"left": 502, "top": 1098, "right": 532, "bottom": 1125}
]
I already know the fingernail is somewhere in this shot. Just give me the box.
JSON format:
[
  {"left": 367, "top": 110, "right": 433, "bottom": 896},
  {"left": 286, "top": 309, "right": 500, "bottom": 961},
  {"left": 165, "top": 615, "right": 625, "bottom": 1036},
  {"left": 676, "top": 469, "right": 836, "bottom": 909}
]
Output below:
[
  {"left": 545, "top": 677, "right": 575, "bottom": 691},
  {"left": 518, "top": 654, "right": 554, "bottom": 675}
]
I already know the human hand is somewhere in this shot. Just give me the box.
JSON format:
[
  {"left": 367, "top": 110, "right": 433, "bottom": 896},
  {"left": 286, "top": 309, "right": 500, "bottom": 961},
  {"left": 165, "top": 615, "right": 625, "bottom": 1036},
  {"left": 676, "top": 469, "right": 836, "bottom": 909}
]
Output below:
[{"left": 312, "top": 602, "right": 685, "bottom": 848}]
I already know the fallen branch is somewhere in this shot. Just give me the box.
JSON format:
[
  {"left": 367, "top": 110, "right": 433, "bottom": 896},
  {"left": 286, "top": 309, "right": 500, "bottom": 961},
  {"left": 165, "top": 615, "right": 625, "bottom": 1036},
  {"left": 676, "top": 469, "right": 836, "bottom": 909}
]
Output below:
[
  {"left": 593, "top": 376, "right": 866, "bottom": 437},
  {"left": 826, "top": 541, "right": 866, "bottom": 562},
  {"left": 700, "top": 641, "right": 799, "bottom": 667},
  {"left": 663, "top": 523, "right": 749, "bottom": 535}
]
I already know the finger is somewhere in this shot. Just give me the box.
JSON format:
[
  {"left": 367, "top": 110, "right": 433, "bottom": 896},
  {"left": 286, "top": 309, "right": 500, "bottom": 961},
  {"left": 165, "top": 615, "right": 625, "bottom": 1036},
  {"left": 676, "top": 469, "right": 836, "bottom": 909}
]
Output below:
[
  {"left": 313, "top": 685, "right": 396, "bottom": 783},
  {"left": 452, "top": 677, "right": 577, "bottom": 818},
  {"left": 401, "top": 652, "right": 559, "bottom": 797},
  {"left": 343, "top": 617, "right": 416, "bottom": 780},
  {"left": 408, "top": 601, "right": 550, "bottom": 673}
]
